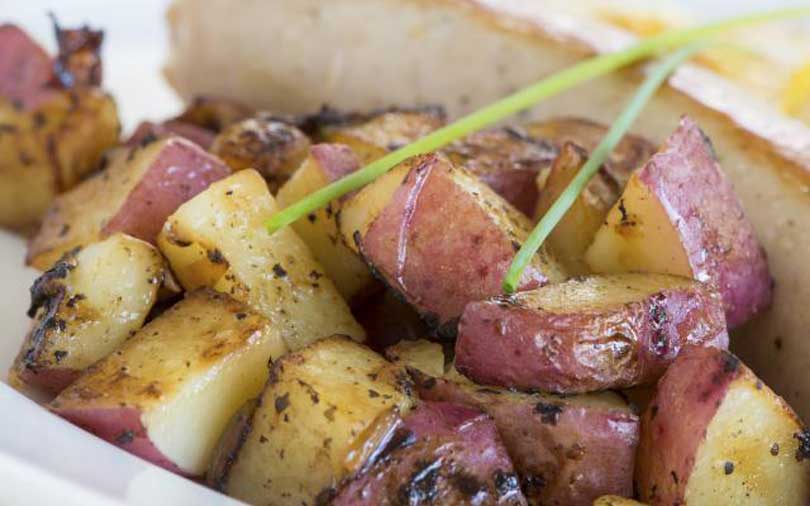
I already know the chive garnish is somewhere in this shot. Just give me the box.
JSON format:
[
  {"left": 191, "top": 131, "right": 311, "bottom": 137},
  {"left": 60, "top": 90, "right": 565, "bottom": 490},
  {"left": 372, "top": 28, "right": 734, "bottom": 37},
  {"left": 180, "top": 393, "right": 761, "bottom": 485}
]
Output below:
[
  {"left": 502, "top": 45, "right": 702, "bottom": 293},
  {"left": 264, "top": 7, "right": 809, "bottom": 235}
]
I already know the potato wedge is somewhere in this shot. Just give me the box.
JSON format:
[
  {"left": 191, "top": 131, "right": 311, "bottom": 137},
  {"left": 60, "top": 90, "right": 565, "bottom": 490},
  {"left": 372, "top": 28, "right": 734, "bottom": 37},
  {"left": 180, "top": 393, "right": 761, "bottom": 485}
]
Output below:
[
  {"left": 333, "top": 400, "right": 528, "bottom": 506},
  {"left": 27, "top": 137, "right": 230, "bottom": 270},
  {"left": 343, "top": 153, "right": 565, "bottom": 338},
  {"left": 442, "top": 126, "right": 558, "bottom": 216},
  {"left": 456, "top": 273, "right": 728, "bottom": 393},
  {"left": 316, "top": 107, "right": 445, "bottom": 163},
  {"left": 636, "top": 346, "right": 810, "bottom": 505},
  {"left": 50, "top": 289, "right": 287, "bottom": 476},
  {"left": 0, "top": 88, "right": 120, "bottom": 231},
  {"left": 585, "top": 117, "right": 772, "bottom": 328},
  {"left": 158, "top": 169, "right": 364, "bottom": 350},
  {"left": 276, "top": 144, "right": 377, "bottom": 303},
  {"left": 126, "top": 120, "right": 215, "bottom": 149},
  {"left": 593, "top": 497, "right": 646, "bottom": 506},
  {"left": 10, "top": 234, "right": 165, "bottom": 394},
  {"left": 210, "top": 117, "right": 310, "bottom": 192},
  {"left": 211, "top": 335, "right": 415, "bottom": 506},
  {"left": 412, "top": 371, "right": 639, "bottom": 506},
  {"left": 384, "top": 339, "right": 445, "bottom": 377}
]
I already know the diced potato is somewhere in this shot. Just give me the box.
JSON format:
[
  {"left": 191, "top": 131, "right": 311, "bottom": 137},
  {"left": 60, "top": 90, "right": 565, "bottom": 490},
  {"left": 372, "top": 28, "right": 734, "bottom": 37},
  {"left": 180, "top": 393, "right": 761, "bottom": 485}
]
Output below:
[
  {"left": 342, "top": 153, "right": 565, "bottom": 338},
  {"left": 276, "top": 143, "right": 378, "bottom": 303},
  {"left": 0, "top": 88, "right": 119, "bottom": 231},
  {"left": 50, "top": 289, "right": 288, "bottom": 476},
  {"left": 10, "top": 234, "right": 165, "bottom": 394},
  {"left": 353, "top": 288, "right": 429, "bottom": 351},
  {"left": 126, "top": 120, "right": 215, "bottom": 149},
  {"left": 157, "top": 169, "right": 364, "bottom": 350},
  {"left": 318, "top": 107, "right": 445, "bottom": 163},
  {"left": 172, "top": 95, "right": 254, "bottom": 132},
  {"left": 27, "top": 137, "right": 230, "bottom": 270},
  {"left": 211, "top": 335, "right": 415, "bottom": 506},
  {"left": 443, "top": 126, "right": 558, "bottom": 216},
  {"left": 384, "top": 338, "right": 445, "bottom": 377},
  {"left": 593, "top": 496, "right": 647, "bottom": 506},
  {"left": 0, "top": 24, "right": 52, "bottom": 108},
  {"left": 585, "top": 117, "right": 772, "bottom": 327},
  {"left": 210, "top": 117, "right": 310, "bottom": 192},
  {"left": 333, "top": 400, "right": 528, "bottom": 506},
  {"left": 636, "top": 346, "right": 810, "bottom": 505},
  {"left": 412, "top": 370, "right": 639, "bottom": 506},
  {"left": 456, "top": 273, "right": 728, "bottom": 393}
]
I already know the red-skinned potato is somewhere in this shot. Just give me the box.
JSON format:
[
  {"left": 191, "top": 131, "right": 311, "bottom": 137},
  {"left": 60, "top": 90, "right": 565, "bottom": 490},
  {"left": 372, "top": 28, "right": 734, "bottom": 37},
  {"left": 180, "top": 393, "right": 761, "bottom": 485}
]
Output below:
[
  {"left": 585, "top": 117, "right": 772, "bottom": 328},
  {"left": 342, "top": 153, "right": 565, "bottom": 338},
  {"left": 276, "top": 143, "right": 379, "bottom": 303},
  {"left": 27, "top": 137, "right": 230, "bottom": 270},
  {"left": 333, "top": 400, "right": 528, "bottom": 506},
  {"left": 126, "top": 120, "right": 216, "bottom": 149},
  {"left": 442, "top": 126, "right": 558, "bottom": 216},
  {"left": 0, "top": 24, "right": 52, "bottom": 108},
  {"left": 50, "top": 289, "right": 288, "bottom": 477},
  {"left": 412, "top": 370, "right": 639, "bottom": 506},
  {"left": 456, "top": 273, "right": 729, "bottom": 393},
  {"left": 10, "top": 234, "right": 165, "bottom": 395},
  {"left": 636, "top": 346, "right": 810, "bottom": 505}
]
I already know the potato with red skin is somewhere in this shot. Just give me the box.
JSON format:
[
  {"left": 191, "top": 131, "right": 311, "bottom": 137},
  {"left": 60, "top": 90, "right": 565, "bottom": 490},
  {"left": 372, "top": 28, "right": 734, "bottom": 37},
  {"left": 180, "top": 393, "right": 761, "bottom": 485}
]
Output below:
[
  {"left": 0, "top": 24, "right": 53, "bottom": 108},
  {"left": 50, "top": 289, "right": 287, "bottom": 477},
  {"left": 455, "top": 273, "right": 729, "bottom": 393},
  {"left": 27, "top": 137, "right": 230, "bottom": 270},
  {"left": 10, "top": 234, "right": 165, "bottom": 395},
  {"left": 585, "top": 116, "right": 772, "bottom": 328},
  {"left": 412, "top": 371, "right": 639, "bottom": 506},
  {"left": 126, "top": 120, "right": 216, "bottom": 149},
  {"left": 333, "top": 401, "right": 528, "bottom": 506},
  {"left": 343, "top": 153, "right": 565, "bottom": 338},
  {"left": 442, "top": 126, "right": 558, "bottom": 216},
  {"left": 636, "top": 346, "right": 810, "bottom": 505}
]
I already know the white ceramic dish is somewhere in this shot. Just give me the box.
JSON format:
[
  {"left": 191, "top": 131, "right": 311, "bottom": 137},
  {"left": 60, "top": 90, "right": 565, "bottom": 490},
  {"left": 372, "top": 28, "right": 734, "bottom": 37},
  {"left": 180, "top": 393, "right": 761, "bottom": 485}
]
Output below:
[{"left": 0, "top": 0, "right": 805, "bottom": 504}]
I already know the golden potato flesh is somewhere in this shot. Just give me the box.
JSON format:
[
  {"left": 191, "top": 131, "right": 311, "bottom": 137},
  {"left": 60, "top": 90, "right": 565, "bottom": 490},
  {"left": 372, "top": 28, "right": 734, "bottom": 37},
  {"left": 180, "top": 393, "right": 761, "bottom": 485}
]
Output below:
[
  {"left": 158, "top": 169, "right": 364, "bottom": 350},
  {"left": 384, "top": 339, "right": 445, "bottom": 377}
]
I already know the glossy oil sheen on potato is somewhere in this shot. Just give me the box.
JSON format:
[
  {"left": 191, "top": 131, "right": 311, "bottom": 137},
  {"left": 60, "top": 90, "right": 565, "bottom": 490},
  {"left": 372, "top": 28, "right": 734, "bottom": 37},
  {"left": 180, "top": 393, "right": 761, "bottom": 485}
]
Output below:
[
  {"left": 456, "top": 273, "right": 729, "bottom": 393},
  {"left": 157, "top": 169, "right": 364, "bottom": 350},
  {"left": 27, "top": 137, "right": 230, "bottom": 270},
  {"left": 276, "top": 144, "right": 378, "bottom": 303},
  {"left": 215, "top": 335, "right": 415, "bottom": 506},
  {"left": 50, "top": 289, "right": 287, "bottom": 476},
  {"left": 412, "top": 371, "right": 639, "bottom": 506},
  {"left": 636, "top": 346, "right": 810, "bottom": 506},
  {"left": 10, "top": 234, "right": 164, "bottom": 394}
]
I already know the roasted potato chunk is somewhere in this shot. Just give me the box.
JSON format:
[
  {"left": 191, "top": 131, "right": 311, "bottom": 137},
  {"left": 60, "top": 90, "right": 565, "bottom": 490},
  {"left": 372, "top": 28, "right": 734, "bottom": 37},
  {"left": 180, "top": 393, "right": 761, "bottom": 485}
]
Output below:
[
  {"left": 158, "top": 169, "right": 364, "bottom": 350},
  {"left": 636, "top": 346, "right": 810, "bottom": 506},
  {"left": 0, "top": 88, "right": 119, "bottom": 231},
  {"left": 211, "top": 335, "right": 415, "bottom": 506},
  {"left": 276, "top": 144, "right": 378, "bottom": 303},
  {"left": 384, "top": 338, "right": 445, "bottom": 377},
  {"left": 27, "top": 137, "right": 230, "bottom": 270},
  {"left": 412, "top": 371, "right": 639, "bottom": 506},
  {"left": 456, "top": 273, "right": 729, "bottom": 393},
  {"left": 317, "top": 107, "right": 445, "bottom": 163},
  {"left": 126, "top": 120, "right": 215, "bottom": 149},
  {"left": 593, "top": 497, "right": 647, "bottom": 506},
  {"left": 10, "top": 234, "right": 165, "bottom": 394},
  {"left": 211, "top": 117, "right": 310, "bottom": 192},
  {"left": 333, "top": 400, "right": 528, "bottom": 506},
  {"left": 585, "top": 117, "right": 772, "bottom": 327},
  {"left": 0, "top": 24, "right": 52, "bottom": 108},
  {"left": 172, "top": 95, "right": 254, "bottom": 132},
  {"left": 50, "top": 289, "right": 287, "bottom": 476},
  {"left": 342, "top": 153, "right": 565, "bottom": 338},
  {"left": 443, "top": 126, "right": 558, "bottom": 216}
]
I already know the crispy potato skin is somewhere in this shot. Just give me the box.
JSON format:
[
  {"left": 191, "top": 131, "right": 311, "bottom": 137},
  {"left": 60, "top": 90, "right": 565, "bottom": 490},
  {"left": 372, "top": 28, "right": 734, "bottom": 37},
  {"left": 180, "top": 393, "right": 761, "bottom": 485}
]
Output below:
[
  {"left": 210, "top": 117, "right": 310, "bottom": 192},
  {"left": 50, "top": 289, "right": 286, "bottom": 476},
  {"left": 413, "top": 372, "right": 639, "bottom": 506},
  {"left": 126, "top": 120, "right": 216, "bottom": 149},
  {"left": 456, "top": 274, "right": 729, "bottom": 393},
  {"left": 356, "top": 153, "right": 564, "bottom": 336},
  {"left": 27, "top": 137, "right": 230, "bottom": 269},
  {"left": 333, "top": 401, "right": 527, "bottom": 506},
  {"left": 11, "top": 234, "right": 164, "bottom": 395},
  {"left": 442, "top": 127, "right": 558, "bottom": 216},
  {"left": 636, "top": 346, "right": 810, "bottom": 505},
  {"left": 586, "top": 117, "right": 772, "bottom": 328},
  {"left": 216, "top": 335, "right": 415, "bottom": 506}
]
